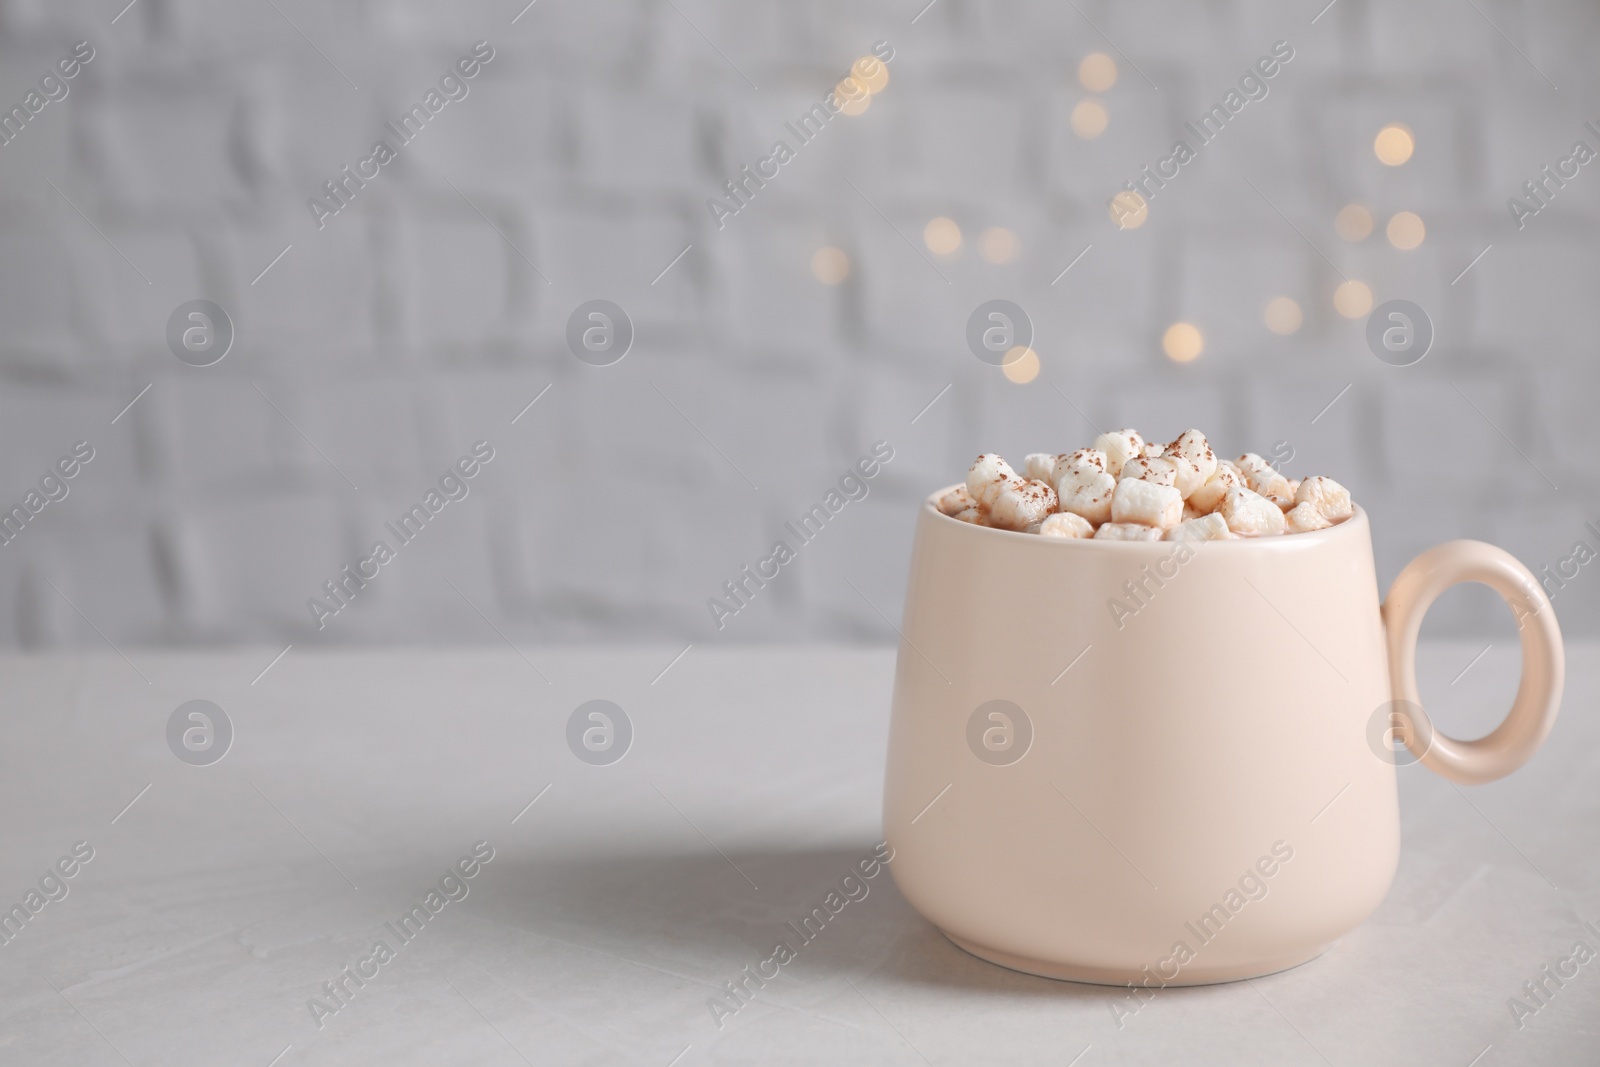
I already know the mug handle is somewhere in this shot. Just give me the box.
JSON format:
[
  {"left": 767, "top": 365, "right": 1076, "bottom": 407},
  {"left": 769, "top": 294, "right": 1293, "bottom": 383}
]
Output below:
[{"left": 1381, "top": 540, "right": 1564, "bottom": 785}]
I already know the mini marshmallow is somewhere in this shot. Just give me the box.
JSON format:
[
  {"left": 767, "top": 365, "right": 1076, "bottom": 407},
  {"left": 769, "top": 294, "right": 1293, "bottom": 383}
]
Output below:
[
  {"left": 1247, "top": 466, "right": 1295, "bottom": 509},
  {"left": 1285, "top": 501, "right": 1332, "bottom": 533},
  {"left": 1142, "top": 441, "right": 1165, "bottom": 459},
  {"left": 1286, "top": 478, "right": 1301, "bottom": 500},
  {"left": 1295, "top": 476, "right": 1353, "bottom": 521},
  {"left": 1219, "top": 486, "right": 1287, "bottom": 537},
  {"left": 1060, "top": 448, "right": 1107, "bottom": 475},
  {"left": 1187, "top": 464, "right": 1241, "bottom": 514},
  {"left": 1164, "top": 512, "right": 1234, "bottom": 542},
  {"left": 1169, "top": 455, "right": 1206, "bottom": 498},
  {"left": 1092, "top": 429, "right": 1144, "bottom": 478},
  {"left": 1024, "top": 453, "right": 1058, "bottom": 483},
  {"left": 952, "top": 506, "right": 982, "bottom": 524},
  {"left": 1111, "top": 477, "right": 1183, "bottom": 528},
  {"left": 1056, "top": 467, "right": 1116, "bottom": 526},
  {"left": 937, "top": 485, "right": 975, "bottom": 515},
  {"left": 1121, "top": 456, "right": 1179, "bottom": 487},
  {"left": 1236, "top": 453, "right": 1271, "bottom": 479},
  {"left": 1039, "top": 512, "right": 1095, "bottom": 539},
  {"left": 1165, "top": 429, "right": 1219, "bottom": 483},
  {"left": 988, "top": 478, "right": 1057, "bottom": 531},
  {"left": 1094, "top": 522, "right": 1164, "bottom": 541},
  {"left": 967, "top": 453, "right": 1018, "bottom": 507}
]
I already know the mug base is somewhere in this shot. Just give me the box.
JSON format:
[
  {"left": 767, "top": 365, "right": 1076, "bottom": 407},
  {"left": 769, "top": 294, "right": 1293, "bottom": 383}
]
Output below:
[{"left": 940, "top": 930, "right": 1333, "bottom": 987}]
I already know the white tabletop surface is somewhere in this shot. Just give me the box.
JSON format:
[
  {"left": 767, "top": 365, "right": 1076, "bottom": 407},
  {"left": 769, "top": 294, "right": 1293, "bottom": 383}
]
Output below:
[{"left": 1, "top": 641, "right": 1596, "bottom": 1066}]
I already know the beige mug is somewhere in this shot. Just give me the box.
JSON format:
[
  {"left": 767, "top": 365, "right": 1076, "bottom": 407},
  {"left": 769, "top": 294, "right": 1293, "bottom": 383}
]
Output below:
[{"left": 883, "top": 488, "right": 1563, "bottom": 986}]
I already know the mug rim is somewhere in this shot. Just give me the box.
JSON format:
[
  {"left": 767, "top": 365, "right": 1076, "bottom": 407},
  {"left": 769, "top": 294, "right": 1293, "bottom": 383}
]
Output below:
[{"left": 923, "top": 484, "right": 1369, "bottom": 549}]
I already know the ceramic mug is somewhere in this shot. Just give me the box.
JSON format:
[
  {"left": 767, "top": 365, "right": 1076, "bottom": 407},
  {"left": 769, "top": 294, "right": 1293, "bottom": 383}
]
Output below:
[{"left": 883, "top": 489, "right": 1563, "bottom": 986}]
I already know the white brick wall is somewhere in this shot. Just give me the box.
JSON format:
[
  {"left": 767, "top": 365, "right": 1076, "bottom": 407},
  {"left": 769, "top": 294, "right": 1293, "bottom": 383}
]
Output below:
[{"left": 0, "top": 0, "right": 1594, "bottom": 648}]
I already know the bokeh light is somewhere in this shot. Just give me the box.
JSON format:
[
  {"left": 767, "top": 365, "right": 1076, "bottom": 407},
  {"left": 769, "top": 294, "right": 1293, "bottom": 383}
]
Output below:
[
  {"left": 924, "top": 216, "right": 962, "bottom": 256},
  {"left": 1374, "top": 124, "right": 1414, "bottom": 165},
  {"left": 1109, "top": 190, "right": 1148, "bottom": 229},
  {"left": 1335, "top": 204, "right": 1373, "bottom": 242},
  {"left": 1162, "top": 322, "right": 1204, "bottom": 362},
  {"left": 978, "top": 227, "right": 1019, "bottom": 264},
  {"left": 1334, "top": 280, "right": 1374, "bottom": 318},
  {"left": 1072, "top": 99, "right": 1109, "bottom": 139},
  {"left": 1386, "top": 211, "right": 1425, "bottom": 250},
  {"left": 811, "top": 246, "right": 850, "bottom": 285},
  {"left": 837, "top": 78, "right": 870, "bottom": 116},
  {"left": 1078, "top": 53, "right": 1117, "bottom": 92},
  {"left": 852, "top": 56, "right": 889, "bottom": 94},
  {"left": 1002, "top": 346, "right": 1040, "bottom": 383},
  {"left": 1264, "top": 297, "right": 1304, "bottom": 335}
]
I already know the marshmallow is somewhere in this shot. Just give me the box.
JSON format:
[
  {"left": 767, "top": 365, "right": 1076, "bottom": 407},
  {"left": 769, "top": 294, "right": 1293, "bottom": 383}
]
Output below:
[
  {"left": 1094, "top": 522, "right": 1164, "bottom": 541},
  {"left": 1285, "top": 501, "right": 1332, "bottom": 533},
  {"left": 1111, "top": 477, "right": 1183, "bottom": 528},
  {"left": 1169, "top": 455, "right": 1206, "bottom": 498},
  {"left": 1295, "top": 476, "right": 1353, "bottom": 522},
  {"left": 937, "top": 485, "right": 975, "bottom": 516},
  {"left": 966, "top": 453, "right": 1018, "bottom": 507},
  {"left": 1165, "top": 512, "right": 1234, "bottom": 542},
  {"left": 988, "top": 478, "right": 1058, "bottom": 531},
  {"left": 1092, "top": 429, "right": 1144, "bottom": 478},
  {"left": 1247, "top": 466, "right": 1295, "bottom": 509},
  {"left": 952, "top": 506, "right": 982, "bottom": 524},
  {"left": 1121, "top": 456, "right": 1179, "bottom": 487},
  {"left": 1187, "top": 464, "right": 1241, "bottom": 514},
  {"left": 1142, "top": 441, "right": 1165, "bottom": 459},
  {"left": 1024, "top": 453, "right": 1059, "bottom": 483},
  {"left": 1061, "top": 448, "right": 1107, "bottom": 475},
  {"left": 1165, "top": 429, "right": 1219, "bottom": 483},
  {"left": 1039, "top": 512, "right": 1095, "bottom": 539},
  {"left": 1219, "top": 486, "right": 1287, "bottom": 537},
  {"left": 1056, "top": 467, "right": 1117, "bottom": 525},
  {"left": 1236, "top": 453, "right": 1271, "bottom": 480}
]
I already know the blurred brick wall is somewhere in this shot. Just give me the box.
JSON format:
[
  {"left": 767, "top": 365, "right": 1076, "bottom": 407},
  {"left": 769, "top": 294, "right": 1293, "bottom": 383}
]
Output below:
[{"left": 0, "top": 0, "right": 1594, "bottom": 648}]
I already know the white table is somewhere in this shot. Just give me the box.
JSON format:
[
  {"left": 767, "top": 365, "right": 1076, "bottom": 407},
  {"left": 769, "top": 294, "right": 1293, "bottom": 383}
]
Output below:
[{"left": 1, "top": 642, "right": 1595, "bottom": 1065}]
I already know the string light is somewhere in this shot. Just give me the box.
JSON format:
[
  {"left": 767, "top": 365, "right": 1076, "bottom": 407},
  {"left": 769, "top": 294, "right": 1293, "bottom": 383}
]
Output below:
[
  {"left": 1386, "top": 211, "right": 1425, "bottom": 250},
  {"left": 1002, "top": 346, "right": 1040, "bottom": 383},
  {"left": 1264, "top": 297, "right": 1303, "bottom": 335},
  {"left": 1334, "top": 280, "right": 1373, "bottom": 318},
  {"left": 1374, "top": 124, "right": 1414, "bottom": 166},
  {"left": 1162, "top": 322, "right": 1203, "bottom": 362},
  {"left": 978, "top": 227, "right": 1019, "bottom": 264},
  {"left": 1078, "top": 53, "right": 1117, "bottom": 92},
  {"left": 1072, "top": 99, "right": 1108, "bottom": 139},
  {"left": 811, "top": 246, "right": 850, "bottom": 284},
  {"left": 1335, "top": 204, "right": 1373, "bottom": 242},
  {"left": 924, "top": 217, "right": 962, "bottom": 256}
]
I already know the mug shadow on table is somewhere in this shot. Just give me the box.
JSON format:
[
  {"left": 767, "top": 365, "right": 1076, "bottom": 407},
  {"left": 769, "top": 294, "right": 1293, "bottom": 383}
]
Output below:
[{"left": 467, "top": 845, "right": 1114, "bottom": 1004}]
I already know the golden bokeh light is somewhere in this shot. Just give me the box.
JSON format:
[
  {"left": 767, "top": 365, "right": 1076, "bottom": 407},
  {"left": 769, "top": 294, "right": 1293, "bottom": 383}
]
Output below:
[
  {"left": 978, "top": 227, "right": 1019, "bottom": 264},
  {"left": 924, "top": 216, "right": 962, "bottom": 256},
  {"left": 1386, "top": 210, "right": 1425, "bottom": 250},
  {"left": 1162, "top": 322, "right": 1204, "bottom": 362},
  {"left": 1078, "top": 53, "right": 1118, "bottom": 93},
  {"left": 1109, "top": 190, "right": 1148, "bottom": 229},
  {"left": 852, "top": 55, "right": 889, "bottom": 94},
  {"left": 1374, "top": 124, "right": 1414, "bottom": 166},
  {"left": 1071, "top": 99, "right": 1109, "bottom": 139},
  {"left": 1334, "top": 280, "right": 1374, "bottom": 319},
  {"left": 837, "top": 78, "right": 871, "bottom": 116},
  {"left": 811, "top": 246, "right": 850, "bottom": 285},
  {"left": 1335, "top": 204, "right": 1374, "bottom": 242},
  {"left": 1263, "top": 297, "right": 1303, "bottom": 335},
  {"left": 1001, "top": 346, "right": 1040, "bottom": 383}
]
